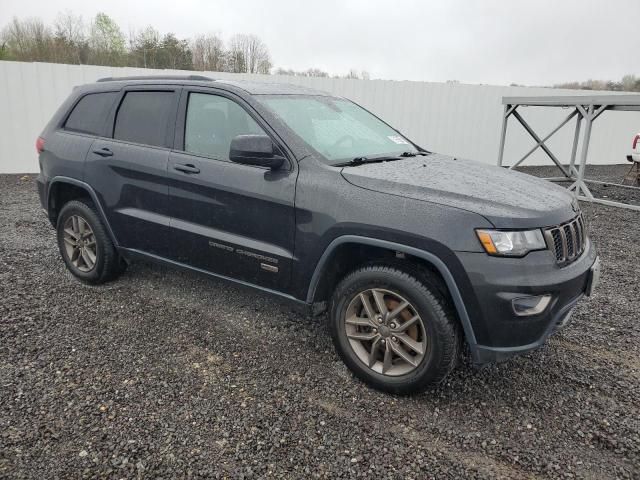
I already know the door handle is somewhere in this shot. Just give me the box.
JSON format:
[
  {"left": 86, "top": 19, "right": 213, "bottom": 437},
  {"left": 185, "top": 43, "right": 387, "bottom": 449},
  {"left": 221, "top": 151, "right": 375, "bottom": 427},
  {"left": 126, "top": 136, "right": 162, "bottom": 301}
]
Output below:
[
  {"left": 173, "top": 163, "right": 200, "bottom": 174},
  {"left": 92, "top": 147, "right": 113, "bottom": 157}
]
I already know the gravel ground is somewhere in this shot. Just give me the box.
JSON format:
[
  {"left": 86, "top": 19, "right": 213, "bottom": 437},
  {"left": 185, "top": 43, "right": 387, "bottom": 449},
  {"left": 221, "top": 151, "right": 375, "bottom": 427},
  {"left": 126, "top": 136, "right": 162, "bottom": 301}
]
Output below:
[
  {"left": 514, "top": 164, "right": 640, "bottom": 207},
  {"left": 1, "top": 168, "right": 639, "bottom": 479}
]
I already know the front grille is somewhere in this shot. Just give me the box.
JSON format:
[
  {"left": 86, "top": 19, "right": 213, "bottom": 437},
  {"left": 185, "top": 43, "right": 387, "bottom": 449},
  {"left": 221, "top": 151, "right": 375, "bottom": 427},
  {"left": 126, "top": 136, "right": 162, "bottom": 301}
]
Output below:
[{"left": 544, "top": 215, "right": 586, "bottom": 266}]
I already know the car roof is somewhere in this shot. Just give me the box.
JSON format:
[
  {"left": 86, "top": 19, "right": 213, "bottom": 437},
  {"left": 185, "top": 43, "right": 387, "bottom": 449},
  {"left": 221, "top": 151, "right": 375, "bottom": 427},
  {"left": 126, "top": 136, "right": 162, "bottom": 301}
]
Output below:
[
  {"left": 84, "top": 75, "right": 333, "bottom": 97},
  {"left": 216, "top": 79, "right": 331, "bottom": 96}
]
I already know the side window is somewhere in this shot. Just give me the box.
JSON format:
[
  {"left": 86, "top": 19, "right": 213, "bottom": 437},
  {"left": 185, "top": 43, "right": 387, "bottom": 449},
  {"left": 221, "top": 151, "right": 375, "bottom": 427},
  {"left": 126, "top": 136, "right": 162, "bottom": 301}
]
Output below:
[
  {"left": 184, "top": 93, "right": 265, "bottom": 160},
  {"left": 114, "top": 91, "right": 174, "bottom": 147},
  {"left": 64, "top": 92, "right": 118, "bottom": 136}
]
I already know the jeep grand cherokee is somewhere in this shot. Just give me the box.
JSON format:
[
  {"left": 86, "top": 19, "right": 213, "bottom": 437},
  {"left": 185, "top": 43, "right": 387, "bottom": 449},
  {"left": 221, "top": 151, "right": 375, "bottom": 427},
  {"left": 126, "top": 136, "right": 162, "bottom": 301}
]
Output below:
[{"left": 36, "top": 75, "right": 600, "bottom": 393}]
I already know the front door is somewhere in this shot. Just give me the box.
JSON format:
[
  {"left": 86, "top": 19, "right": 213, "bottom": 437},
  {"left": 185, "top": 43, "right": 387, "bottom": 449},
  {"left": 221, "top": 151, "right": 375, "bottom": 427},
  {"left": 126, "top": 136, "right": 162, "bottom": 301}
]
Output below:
[{"left": 167, "top": 90, "right": 296, "bottom": 292}]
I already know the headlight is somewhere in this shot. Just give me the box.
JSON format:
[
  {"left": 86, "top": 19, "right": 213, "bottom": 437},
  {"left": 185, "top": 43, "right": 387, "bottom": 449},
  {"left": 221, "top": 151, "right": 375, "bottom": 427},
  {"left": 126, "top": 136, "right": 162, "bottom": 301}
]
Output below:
[{"left": 476, "top": 229, "right": 546, "bottom": 257}]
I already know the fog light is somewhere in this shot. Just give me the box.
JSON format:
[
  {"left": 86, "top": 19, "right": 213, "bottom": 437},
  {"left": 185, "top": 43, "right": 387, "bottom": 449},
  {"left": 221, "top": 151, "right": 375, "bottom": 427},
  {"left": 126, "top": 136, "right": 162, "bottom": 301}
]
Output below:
[{"left": 512, "top": 295, "right": 552, "bottom": 316}]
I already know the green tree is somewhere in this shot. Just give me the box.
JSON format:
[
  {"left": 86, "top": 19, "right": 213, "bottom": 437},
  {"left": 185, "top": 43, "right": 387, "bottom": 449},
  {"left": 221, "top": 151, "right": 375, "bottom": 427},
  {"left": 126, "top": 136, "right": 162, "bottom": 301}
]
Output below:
[
  {"left": 53, "top": 11, "right": 87, "bottom": 64},
  {"left": 128, "top": 26, "right": 161, "bottom": 68},
  {"left": 191, "top": 34, "right": 225, "bottom": 71},
  {"left": 159, "top": 33, "right": 192, "bottom": 70},
  {"left": 621, "top": 74, "right": 637, "bottom": 92},
  {"left": 88, "top": 12, "right": 125, "bottom": 66},
  {"left": 1, "top": 17, "right": 54, "bottom": 62}
]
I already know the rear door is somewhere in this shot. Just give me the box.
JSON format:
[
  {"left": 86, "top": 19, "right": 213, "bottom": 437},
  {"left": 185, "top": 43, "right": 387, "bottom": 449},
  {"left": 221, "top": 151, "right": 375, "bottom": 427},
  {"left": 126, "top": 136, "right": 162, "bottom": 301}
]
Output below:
[
  {"left": 167, "top": 88, "right": 297, "bottom": 292},
  {"left": 48, "top": 91, "right": 119, "bottom": 180},
  {"left": 84, "top": 86, "right": 180, "bottom": 256}
]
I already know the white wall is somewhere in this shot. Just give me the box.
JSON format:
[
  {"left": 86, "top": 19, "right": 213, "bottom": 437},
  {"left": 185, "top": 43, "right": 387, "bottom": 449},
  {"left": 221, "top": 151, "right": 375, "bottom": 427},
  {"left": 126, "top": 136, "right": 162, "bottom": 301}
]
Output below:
[{"left": 1, "top": 61, "right": 638, "bottom": 174}]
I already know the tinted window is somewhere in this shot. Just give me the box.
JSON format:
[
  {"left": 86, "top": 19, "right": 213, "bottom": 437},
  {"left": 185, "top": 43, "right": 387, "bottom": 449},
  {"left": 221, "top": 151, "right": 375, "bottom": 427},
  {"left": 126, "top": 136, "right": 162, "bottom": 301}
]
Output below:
[
  {"left": 114, "top": 91, "right": 174, "bottom": 147},
  {"left": 64, "top": 92, "right": 117, "bottom": 135},
  {"left": 185, "top": 93, "right": 265, "bottom": 160}
]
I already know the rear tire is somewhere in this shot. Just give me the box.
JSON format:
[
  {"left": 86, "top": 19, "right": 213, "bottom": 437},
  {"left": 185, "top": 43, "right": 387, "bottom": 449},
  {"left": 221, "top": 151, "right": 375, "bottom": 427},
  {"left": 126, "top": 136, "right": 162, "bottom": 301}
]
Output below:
[
  {"left": 330, "top": 264, "right": 460, "bottom": 394},
  {"left": 56, "top": 200, "right": 125, "bottom": 285}
]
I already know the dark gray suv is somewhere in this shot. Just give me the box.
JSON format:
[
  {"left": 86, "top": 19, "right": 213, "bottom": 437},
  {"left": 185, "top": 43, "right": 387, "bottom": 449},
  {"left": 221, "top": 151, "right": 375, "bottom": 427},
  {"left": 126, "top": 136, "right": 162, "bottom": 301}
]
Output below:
[{"left": 35, "top": 75, "right": 600, "bottom": 393}]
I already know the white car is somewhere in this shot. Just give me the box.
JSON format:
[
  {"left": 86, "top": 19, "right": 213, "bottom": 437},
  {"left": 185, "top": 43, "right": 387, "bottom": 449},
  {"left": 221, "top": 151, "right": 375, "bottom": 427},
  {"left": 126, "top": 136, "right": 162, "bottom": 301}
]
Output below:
[
  {"left": 630, "top": 133, "right": 640, "bottom": 162},
  {"left": 624, "top": 133, "right": 640, "bottom": 186}
]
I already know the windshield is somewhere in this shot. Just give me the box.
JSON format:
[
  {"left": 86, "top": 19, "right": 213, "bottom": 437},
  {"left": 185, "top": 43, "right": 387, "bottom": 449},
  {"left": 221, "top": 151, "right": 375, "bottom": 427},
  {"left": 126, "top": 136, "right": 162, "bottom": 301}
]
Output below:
[{"left": 258, "top": 95, "right": 419, "bottom": 164}]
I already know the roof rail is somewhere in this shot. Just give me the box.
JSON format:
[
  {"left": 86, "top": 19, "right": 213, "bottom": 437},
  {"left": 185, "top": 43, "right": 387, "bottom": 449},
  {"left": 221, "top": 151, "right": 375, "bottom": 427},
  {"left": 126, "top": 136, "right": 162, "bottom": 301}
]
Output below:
[{"left": 96, "top": 75, "right": 215, "bottom": 82}]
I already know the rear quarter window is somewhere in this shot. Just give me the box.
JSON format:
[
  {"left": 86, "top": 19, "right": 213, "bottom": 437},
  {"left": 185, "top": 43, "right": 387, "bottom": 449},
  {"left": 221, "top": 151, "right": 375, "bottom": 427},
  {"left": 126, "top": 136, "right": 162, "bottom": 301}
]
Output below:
[
  {"left": 64, "top": 92, "right": 118, "bottom": 136},
  {"left": 113, "top": 91, "right": 175, "bottom": 148}
]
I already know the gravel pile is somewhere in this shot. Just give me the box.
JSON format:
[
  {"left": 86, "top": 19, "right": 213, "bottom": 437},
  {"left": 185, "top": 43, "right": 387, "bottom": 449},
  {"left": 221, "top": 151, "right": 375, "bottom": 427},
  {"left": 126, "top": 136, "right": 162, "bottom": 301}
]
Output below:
[{"left": 1, "top": 170, "right": 638, "bottom": 479}]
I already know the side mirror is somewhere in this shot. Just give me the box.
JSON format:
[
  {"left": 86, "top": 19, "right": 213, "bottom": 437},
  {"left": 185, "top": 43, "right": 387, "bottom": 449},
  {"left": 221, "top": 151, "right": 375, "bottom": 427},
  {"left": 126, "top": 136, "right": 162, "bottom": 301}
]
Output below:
[{"left": 229, "top": 135, "right": 285, "bottom": 170}]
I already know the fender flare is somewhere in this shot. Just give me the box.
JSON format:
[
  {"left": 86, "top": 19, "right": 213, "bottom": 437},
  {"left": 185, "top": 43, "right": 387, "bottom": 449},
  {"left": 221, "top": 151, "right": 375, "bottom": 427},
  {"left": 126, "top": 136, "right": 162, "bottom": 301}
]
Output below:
[
  {"left": 305, "top": 235, "right": 478, "bottom": 349},
  {"left": 48, "top": 176, "right": 119, "bottom": 247}
]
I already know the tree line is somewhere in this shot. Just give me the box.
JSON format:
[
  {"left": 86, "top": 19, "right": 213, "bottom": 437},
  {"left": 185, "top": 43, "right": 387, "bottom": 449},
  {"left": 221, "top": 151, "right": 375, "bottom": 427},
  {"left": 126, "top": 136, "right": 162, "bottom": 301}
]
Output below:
[
  {"left": 553, "top": 75, "right": 640, "bottom": 93},
  {"left": 2, "top": 12, "right": 637, "bottom": 87},
  {"left": 0, "top": 12, "right": 271, "bottom": 73},
  {"left": 0, "top": 12, "right": 370, "bottom": 79}
]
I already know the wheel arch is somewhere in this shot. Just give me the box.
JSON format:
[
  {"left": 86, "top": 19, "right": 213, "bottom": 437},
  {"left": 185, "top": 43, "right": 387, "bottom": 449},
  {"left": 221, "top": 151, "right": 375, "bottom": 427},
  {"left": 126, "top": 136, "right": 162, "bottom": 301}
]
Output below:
[
  {"left": 48, "top": 176, "right": 119, "bottom": 247},
  {"left": 306, "top": 235, "right": 478, "bottom": 350}
]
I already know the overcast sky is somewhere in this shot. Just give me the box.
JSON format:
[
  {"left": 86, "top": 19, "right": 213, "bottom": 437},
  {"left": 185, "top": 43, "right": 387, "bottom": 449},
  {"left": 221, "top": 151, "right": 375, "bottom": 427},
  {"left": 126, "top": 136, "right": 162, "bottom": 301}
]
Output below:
[{"left": 2, "top": 0, "right": 637, "bottom": 86}]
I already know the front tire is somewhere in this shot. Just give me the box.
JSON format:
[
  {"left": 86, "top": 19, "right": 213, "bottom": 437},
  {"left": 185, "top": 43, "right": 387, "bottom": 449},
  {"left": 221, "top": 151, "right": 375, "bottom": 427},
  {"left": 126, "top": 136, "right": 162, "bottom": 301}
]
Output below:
[
  {"left": 330, "top": 265, "right": 460, "bottom": 394},
  {"left": 56, "top": 199, "right": 125, "bottom": 284}
]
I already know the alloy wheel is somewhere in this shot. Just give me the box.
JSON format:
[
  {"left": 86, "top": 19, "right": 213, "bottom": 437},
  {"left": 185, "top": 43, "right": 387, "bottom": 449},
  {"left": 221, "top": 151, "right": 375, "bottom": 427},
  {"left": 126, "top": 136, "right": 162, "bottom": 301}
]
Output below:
[
  {"left": 344, "top": 288, "right": 427, "bottom": 376},
  {"left": 62, "top": 215, "right": 97, "bottom": 272}
]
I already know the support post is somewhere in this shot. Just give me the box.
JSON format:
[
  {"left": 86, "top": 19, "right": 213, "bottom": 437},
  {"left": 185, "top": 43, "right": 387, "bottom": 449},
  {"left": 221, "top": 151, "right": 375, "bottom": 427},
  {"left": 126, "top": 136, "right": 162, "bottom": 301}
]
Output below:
[
  {"left": 574, "top": 104, "right": 594, "bottom": 199},
  {"left": 568, "top": 109, "right": 582, "bottom": 178},
  {"left": 497, "top": 104, "right": 510, "bottom": 167}
]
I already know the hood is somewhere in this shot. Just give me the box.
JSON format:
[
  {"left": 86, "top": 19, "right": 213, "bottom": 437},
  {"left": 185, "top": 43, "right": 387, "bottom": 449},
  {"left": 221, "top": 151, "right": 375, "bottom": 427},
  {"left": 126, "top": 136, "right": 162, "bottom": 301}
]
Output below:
[{"left": 341, "top": 154, "right": 577, "bottom": 228}]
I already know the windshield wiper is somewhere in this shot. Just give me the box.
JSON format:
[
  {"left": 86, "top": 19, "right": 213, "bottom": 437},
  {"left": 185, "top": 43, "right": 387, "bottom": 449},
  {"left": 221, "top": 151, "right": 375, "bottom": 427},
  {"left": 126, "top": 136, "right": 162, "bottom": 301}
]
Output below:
[
  {"left": 399, "top": 151, "right": 430, "bottom": 157},
  {"left": 335, "top": 155, "right": 403, "bottom": 167},
  {"left": 335, "top": 151, "right": 430, "bottom": 167}
]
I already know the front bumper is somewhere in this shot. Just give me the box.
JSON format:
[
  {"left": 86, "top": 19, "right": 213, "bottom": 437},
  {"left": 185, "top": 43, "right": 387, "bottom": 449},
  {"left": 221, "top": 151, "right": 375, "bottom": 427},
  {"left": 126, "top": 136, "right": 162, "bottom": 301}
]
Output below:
[{"left": 457, "top": 239, "right": 598, "bottom": 364}]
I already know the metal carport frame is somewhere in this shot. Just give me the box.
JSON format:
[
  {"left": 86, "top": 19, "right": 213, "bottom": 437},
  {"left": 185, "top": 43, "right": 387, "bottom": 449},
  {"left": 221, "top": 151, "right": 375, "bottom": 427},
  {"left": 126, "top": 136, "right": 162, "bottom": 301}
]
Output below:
[{"left": 496, "top": 95, "right": 640, "bottom": 211}]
